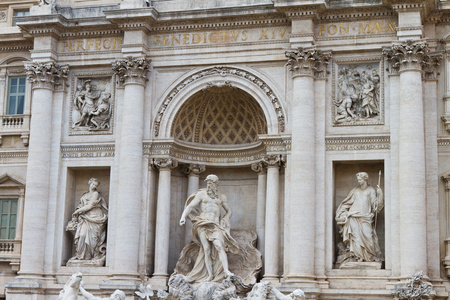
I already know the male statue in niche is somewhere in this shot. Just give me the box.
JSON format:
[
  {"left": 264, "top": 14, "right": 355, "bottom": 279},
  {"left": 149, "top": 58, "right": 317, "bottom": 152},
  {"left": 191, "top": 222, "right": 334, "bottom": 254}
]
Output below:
[
  {"left": 179, "top": 174, "right": 239, "bottom": 283},
  {"left": 335, "top": 171, "right": 384, "bottom": 268}
]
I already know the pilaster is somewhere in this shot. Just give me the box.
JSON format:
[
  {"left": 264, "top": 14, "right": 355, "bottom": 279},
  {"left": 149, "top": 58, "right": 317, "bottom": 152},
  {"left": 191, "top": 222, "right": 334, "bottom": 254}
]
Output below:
[{"left": 251, "top": 161, "right": 268, "bottom": 261}]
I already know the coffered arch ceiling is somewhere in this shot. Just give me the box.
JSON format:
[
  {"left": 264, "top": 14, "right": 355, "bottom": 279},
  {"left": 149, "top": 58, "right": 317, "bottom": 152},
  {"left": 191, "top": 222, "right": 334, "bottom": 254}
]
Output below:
[{"left": 171, "top": 85, "right": 267, "bottom": 146}]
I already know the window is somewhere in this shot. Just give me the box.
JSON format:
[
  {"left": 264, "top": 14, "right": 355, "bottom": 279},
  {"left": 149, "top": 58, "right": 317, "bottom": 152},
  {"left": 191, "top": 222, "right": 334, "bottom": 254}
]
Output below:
[
  {"left": 0, "top": 199, "right": 17, "bottom": 240},
  {"left": 12, "top": 9, "right": 29, "bottom": 26},
  {"left": 7, "top": 76, "right": 26, "bottom": 115}
]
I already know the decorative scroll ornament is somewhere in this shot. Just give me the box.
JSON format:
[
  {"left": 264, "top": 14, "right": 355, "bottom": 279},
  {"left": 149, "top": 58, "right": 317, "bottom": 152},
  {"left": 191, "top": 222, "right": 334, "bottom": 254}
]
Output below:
[
  {"left": 154, "top": 66, "right": 286, "bottom": 137},
  {"left": 262, "top": 154, "right": 285, "bottom": 167},
  {"left": 112, "top": 56, "right": 151, "bottom": 85},
  {"left": 392, "top": 271, "right": 436, "bottom": 300},
  {"left": 188, "top": 164, "right": 206, "bottom": 176},
  {"left": 285, "top": 47, "right": 331, "bottom": 78},
  {"left": 251, "top": 161, "right": 267, "bottom": 173},
  {"left": 383, "top": 40, "right": 442, "bottom": 76},
  {"left": 25, "top": 62, "right": 69, "bottom": 90},
  {"left": 152, "top": 157, "right": 178, "bottom": 170}
]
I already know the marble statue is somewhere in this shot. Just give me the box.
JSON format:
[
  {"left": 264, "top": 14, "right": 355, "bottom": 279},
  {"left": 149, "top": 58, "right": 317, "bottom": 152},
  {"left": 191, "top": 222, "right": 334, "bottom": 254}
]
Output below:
[
  {"left": 334, "top": 64, "right": 380, "bottom": 124},
  {"left": 66, "top": 178, "right": 108, "bottom": 266},
  {"left": 179, "top": 174, "right": 240, "bottom": 284},
  {"left": 80, "top": 285, "right": 125, "bottom": 300},
  {"left": 136, "top": 283, "right": 169, "bottom": 300},
  {"left": 392, "top": 271, "right": 436, "bottom": 300},
  {"left": 335, "top": 172, "right": 384, "bottom": 267},
  {"left": 58, "top": 273, "right": 82, "bottom": 300},
  {"left": 72, "top": 79, "right": 111, "bottom": 131}
]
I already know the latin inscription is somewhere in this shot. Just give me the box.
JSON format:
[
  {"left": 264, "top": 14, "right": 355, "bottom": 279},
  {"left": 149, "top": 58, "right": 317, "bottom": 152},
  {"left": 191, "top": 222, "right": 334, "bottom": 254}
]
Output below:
[
  {"left": 151, "top": 27, "right": 290, "bottom": 47},
  {"left": 60, "top": 37, "right": 123, "bottom": 52},
  {"left": 317, "top": 20, "right": 396, "bottom": 37}
]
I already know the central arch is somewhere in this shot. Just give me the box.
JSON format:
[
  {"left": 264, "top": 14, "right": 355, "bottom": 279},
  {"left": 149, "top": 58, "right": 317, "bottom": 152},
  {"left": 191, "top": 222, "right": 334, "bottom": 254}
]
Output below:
[{"left": 153, "top": 66, "right": 286, "bottom": 139}]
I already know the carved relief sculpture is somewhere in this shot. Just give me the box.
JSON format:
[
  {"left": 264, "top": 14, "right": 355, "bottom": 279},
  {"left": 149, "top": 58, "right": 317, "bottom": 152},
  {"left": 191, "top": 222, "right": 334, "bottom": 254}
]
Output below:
[
  {"left": 333, "top": 63, "right": 381, "bottom": 124},
  {"left": 335, "top": 172, "right": 384, "bottom": 268},
  {"left": 72, "top": 78, "right": 113, "bottom": 132},
  {"left": 66, "top": 178, "right": 108, "bottom": 266}
]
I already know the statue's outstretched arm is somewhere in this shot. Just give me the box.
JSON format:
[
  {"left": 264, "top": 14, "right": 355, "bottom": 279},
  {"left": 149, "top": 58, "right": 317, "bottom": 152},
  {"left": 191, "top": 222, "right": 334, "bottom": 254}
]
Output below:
[{"left": 180, "top": 192, "right": 201, "bottom": 226}]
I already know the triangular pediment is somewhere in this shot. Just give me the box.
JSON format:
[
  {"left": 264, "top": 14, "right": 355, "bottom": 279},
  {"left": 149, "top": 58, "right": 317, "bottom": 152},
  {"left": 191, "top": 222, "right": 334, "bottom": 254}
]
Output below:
[{"left": 0, "top": 173, "right": 25, "bottom": 188}]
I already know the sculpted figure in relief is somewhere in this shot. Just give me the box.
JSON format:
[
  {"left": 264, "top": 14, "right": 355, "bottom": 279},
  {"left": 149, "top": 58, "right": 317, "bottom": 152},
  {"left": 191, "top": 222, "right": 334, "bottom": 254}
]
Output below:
[
  {"left": 334, "top": 64, "right": 380, "bottom": 124},
  {"left": 335, "top": 172, "right": 384, "bottom": 266},
  {"left": 73, "top": 79, "right": 111, "bottom": 131},
  {"left": 179, "top": 174, "right": 240, "bottom": 284},
  {"left": 66, "top": 178, "right": 108, "bottom": 266}
]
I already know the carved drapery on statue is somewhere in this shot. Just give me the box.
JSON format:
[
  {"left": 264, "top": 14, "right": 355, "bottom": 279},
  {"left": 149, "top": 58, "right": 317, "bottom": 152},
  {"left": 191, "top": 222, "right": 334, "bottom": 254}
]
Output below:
[
  {"left": 66, "top": 178, "right": 108, "bottom": 266},
  {"left": 335, "top": 172, "right": 384, "bottom": 269}
]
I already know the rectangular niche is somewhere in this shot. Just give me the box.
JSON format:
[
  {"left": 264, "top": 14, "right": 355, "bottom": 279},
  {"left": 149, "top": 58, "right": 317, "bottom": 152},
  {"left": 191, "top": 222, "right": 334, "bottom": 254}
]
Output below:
[
  {"left": 333, "top": 161, "right": 385, "bottom": 269},
  {"left": 62, "top": 167, "right": 110, "bottom": 266},
  {"left": 69, "top": 72, "right": 115, "bottom": 136},
  {"left": 332, "top": 58, "right": 384, "bottom": 126}
]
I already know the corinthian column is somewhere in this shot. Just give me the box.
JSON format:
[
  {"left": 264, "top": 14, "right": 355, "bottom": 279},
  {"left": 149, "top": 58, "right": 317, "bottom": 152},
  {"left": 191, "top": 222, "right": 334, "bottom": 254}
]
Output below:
[
  {"left": 262, "top": 155, "right": 283, "bottom": 282},
  {"left": 111, "top": 57, "right": 150, "bottom": 278},
  {"left": 151, "top": 158, "right": 178, "bottom": 288},
  {"left": 383, "top": 41, "right": 440, "bottom": 277},
  {"left": 185, "top": 164, "right": 206, "bottom": 245},
  {"left": 19, "top": 62, "right": 69, "bottom": 277},
  {"left": 284, "top": 48, "right": 330, "bottom": 285}
]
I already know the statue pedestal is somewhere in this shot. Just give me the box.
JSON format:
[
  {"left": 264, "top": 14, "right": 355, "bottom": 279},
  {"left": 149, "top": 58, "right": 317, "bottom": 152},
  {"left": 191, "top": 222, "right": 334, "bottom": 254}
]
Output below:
[
  {"left": 66, "top": 258, "right": 105, "bottom": 267},
  {"left": 339, "top": 261, "right": 382, "bottom": 270}
]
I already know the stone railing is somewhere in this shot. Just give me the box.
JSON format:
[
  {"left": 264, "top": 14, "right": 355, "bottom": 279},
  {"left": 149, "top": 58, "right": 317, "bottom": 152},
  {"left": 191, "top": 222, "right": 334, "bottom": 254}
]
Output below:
[
  {"left": 0, "top": 240, "right": 21, "bottom": 255},
  {"left": 1, "top": 115, "right": 30, "bottom": 131}
]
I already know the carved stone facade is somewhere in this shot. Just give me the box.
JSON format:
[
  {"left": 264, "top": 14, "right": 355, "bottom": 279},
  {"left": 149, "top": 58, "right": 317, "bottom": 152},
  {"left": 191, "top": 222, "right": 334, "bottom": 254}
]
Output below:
[{"left": 0, "top": 0, "right": 450, "bottom": 300}]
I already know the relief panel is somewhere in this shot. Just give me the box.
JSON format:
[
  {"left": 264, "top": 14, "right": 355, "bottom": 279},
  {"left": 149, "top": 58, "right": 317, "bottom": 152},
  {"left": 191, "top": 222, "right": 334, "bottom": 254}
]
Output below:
[
  {"left": 69, "top": 74, "right": 115, "bottom": 135},
  {"left": 332, "top": 59, "right": 384, "bottom": 126}
]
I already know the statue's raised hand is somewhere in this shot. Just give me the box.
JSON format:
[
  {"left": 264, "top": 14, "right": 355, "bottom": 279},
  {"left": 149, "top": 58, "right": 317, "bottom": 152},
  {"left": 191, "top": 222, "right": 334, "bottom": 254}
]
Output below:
[{"left": 179, "top": 217, "right": 186, "bottom": 226}]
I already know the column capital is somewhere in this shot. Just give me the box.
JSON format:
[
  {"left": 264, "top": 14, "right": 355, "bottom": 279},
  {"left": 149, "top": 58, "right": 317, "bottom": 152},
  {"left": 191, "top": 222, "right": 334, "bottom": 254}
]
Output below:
[
  {"left": 152, "top": 157, "right": 178, "bottom": 170},
  {"left": 25, "top": 62, "right": 69, "bottom": 91},
  {"left": 383, "top": 40, "right": 442, "bottom": 76},
  {"left": 251, "top": 161, "right": 267, "bottom": 174},
  {"left": 188, "top": 164, "right": 206, "bottom": 176},
  {"left": 285, "top": 47, "right": 331, "bottom": 78},
  {"left": 112, "top": 56, "right": 151, "bottom": 85},
  {"left": 262, "top": 154, "right": 286, "bottom": 167}
]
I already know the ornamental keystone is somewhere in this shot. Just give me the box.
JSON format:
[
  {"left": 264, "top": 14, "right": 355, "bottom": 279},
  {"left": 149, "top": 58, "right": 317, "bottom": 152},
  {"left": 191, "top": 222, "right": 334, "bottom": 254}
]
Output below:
[
  {"left": 25, "top": 62, "right": 69, "bottom": 90},
  {"left": 112, "top": 56, "right": 151, "bottom": 85},
  {"left": 285, "top": 47, "right": 331, "bottom": 78}
]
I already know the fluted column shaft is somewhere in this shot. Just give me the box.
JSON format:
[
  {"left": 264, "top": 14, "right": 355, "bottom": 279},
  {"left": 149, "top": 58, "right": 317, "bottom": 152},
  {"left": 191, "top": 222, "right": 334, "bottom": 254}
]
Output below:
[
  {"left": 152, "top": 158, "right": 178, "bottom": 287},
  {"left": 284, "top": 48, "right": 330, "bottom": 284},
  {"left": 19, "top": 62, "right": 68, "bottom": 276},
  {"left": 112, "top": 57, "right": 150, "bottom": 277},
  {"left": 383, "top": 41, "right": 441, "bottom": 276},
  {"left": 263, "top": 155, "right": 282, "bottom": 282}
]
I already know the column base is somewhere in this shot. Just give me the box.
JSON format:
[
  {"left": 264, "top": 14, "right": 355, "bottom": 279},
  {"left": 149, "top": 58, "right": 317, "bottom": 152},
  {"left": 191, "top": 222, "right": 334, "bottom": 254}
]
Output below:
[
  {"left": 283, "top": 274, "right": 318, "bottom": 288},
  {"left": 262, "top": 275, "right": 280, "bottom": 286},
  {"left": 149, "top": 274, "right": 169, "bottom": 290}
]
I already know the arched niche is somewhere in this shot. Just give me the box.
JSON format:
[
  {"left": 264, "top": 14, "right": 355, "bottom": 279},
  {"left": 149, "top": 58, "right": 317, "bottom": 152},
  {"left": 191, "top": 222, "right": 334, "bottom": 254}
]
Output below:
[{"left": 153, "top": 66, "right": 286, "bottom": 140}]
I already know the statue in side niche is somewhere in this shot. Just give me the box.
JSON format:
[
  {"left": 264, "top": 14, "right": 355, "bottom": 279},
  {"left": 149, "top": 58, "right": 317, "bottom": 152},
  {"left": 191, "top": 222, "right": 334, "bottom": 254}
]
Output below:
[
  {"left": 66, "top": 178, "right": 108, "bottom": 266},
  {"left": 178, "top": 174, "right": 240, "bottom": 284},
  {"left": 335, "top": 171, "right": 384, "bottom": 268}
]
